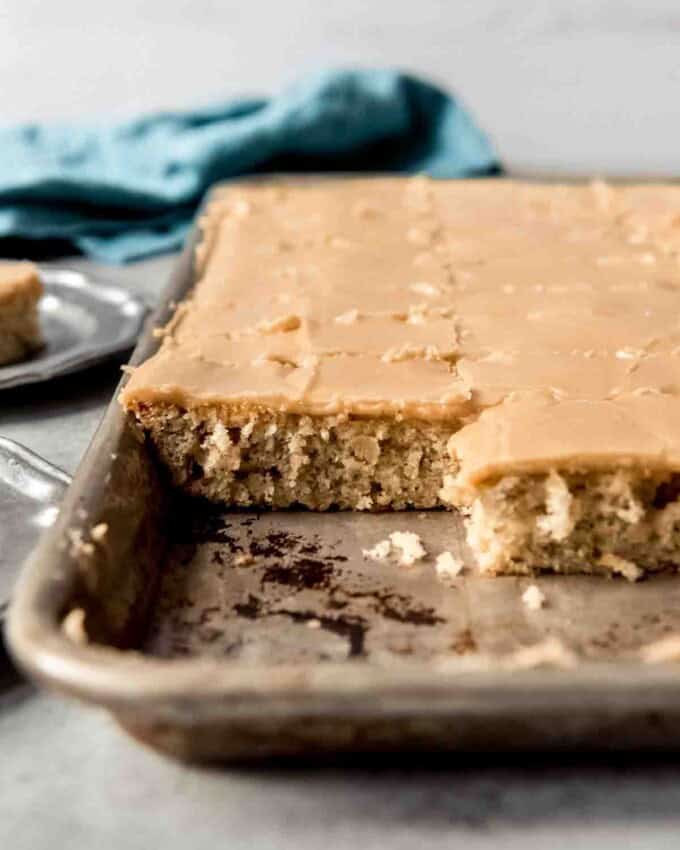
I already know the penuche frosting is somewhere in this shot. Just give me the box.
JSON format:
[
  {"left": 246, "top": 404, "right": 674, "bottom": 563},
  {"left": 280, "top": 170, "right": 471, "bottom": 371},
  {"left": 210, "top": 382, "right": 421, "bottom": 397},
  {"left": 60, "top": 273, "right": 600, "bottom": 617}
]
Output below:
[{"left": 122, "top": 177, "right": 680, "bottom": 478}]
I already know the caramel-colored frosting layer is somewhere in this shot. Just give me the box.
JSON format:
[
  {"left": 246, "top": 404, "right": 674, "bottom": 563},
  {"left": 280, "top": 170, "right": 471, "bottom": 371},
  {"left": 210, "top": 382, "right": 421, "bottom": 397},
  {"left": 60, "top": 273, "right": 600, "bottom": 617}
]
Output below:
[
  {"left": 122, "top": 177, "right": 680, "bottom": 479},
  {"left": 0, "top": 261, "right": 42, "bottom": 306}
]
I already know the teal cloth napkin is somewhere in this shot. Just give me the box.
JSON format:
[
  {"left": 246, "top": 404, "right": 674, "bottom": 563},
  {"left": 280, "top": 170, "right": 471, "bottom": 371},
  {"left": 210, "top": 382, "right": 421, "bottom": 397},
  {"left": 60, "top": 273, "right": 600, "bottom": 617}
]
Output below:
[{"left": 0, "top": 69, "right": 499, "bottom": 263}]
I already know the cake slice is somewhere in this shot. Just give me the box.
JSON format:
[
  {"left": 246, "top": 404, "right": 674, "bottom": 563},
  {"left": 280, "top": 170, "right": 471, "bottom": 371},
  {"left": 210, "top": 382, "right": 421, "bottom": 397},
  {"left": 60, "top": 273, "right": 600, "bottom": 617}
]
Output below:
[
  {"left": 121, "top": 178, "right": 472, "bottom": 510},
  {"left": 441, "top": 396, "right": 680, "bottom": 577},
  {"left": 0, "top": 262, "right": 44, "bottom": 366},
  {"left": 121, "top": 177, "right": 680, "bottom": 577}
]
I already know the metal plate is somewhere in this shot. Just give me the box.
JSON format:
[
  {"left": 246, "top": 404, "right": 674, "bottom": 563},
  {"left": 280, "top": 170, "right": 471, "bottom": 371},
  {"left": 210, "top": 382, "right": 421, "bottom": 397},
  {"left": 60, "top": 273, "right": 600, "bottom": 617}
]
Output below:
[
  {"left": 0, "top": 438, "right": 69, "bottom": 618},
  {"left": 0, "top": 268, "right": 147, "bottom": 390}
]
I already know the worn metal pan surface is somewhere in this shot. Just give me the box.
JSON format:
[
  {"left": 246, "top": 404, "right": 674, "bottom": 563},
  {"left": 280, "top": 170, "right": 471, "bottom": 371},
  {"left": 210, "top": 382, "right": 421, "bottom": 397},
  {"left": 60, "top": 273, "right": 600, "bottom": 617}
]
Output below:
[{"left": 7, "top": 181, "right": 680, "bottom": 761}]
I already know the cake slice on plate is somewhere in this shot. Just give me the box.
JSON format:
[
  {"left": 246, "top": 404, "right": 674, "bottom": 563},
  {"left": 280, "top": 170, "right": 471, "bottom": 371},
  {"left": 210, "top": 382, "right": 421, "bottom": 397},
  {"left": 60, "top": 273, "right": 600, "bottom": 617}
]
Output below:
[{"left": 0, "top": 262, "right": 44, "bottom": 367}]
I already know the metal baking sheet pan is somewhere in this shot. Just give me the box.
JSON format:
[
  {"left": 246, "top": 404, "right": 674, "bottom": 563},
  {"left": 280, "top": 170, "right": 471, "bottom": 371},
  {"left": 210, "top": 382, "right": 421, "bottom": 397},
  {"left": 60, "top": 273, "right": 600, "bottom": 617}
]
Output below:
[
  {"left": 0, "top": 267, "right": 147, "bottom": 390},
  {"left": 7, "top": 181, "right": 680, "bottom": 761}
]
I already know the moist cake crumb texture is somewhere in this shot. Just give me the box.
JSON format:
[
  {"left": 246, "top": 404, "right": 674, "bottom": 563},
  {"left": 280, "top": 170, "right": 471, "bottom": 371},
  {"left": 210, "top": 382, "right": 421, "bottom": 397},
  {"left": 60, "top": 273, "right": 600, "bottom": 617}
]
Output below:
[
  {"left": 0, "top": 261, "right": 43, "bottom": 367},
  {"left": 362, "top": 531, "right": 427, "bottom": 566},
  {"left": 434, "top": 551, "right": 464, "bottom": 580},
  {"left": 522, "top": 584, "right": 546, "bottom": 611},
  {"left": 388, "top": 531, "right": 427, "bottom": 566},
  {"left": 121, "top": 177, "right": 680, "bottom": 577}
]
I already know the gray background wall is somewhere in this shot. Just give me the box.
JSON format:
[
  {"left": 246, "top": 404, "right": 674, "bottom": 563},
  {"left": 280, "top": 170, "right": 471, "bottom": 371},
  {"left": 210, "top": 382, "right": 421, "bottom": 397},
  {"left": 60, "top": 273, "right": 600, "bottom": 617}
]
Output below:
[{"left": 2, "top": 0, "right": 680, "bottom": 174}]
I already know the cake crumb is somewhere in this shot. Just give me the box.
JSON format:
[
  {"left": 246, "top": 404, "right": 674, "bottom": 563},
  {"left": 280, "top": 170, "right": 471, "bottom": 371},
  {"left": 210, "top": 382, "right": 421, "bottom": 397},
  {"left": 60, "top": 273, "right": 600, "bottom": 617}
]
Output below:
[
  {"left": 435, "top": 551, "right": 464, "bottom": 580},
  {"left": 66, "top": 528, "right": 95, "bottom": 558},
  {"left": 389, "top": 531, "right": 426, "bottom": 566},
  {"left": 522, "top": 584, "right": 546, "bottom": 611},
  {"left": 362, "top": 531, "right": 427, "bottom": 565},
  {"left": 61, "top": 608, "right": 88, "bottom": 645},
  {"left": 599, "top": 553, "right": 642, "bottom": 582},
  {"left": 90, "top": 523, "right": 109, "bottom": 543},
  {"left": 362, "top": 539, "right": 392, "bottom": 561},
  {"left": 640, "top": 634, "right": 680, "bottom": 664}
]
